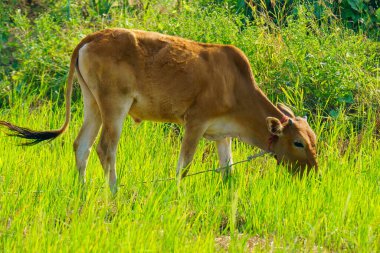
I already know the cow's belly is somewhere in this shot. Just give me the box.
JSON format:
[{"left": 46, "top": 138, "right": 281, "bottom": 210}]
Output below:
[
  {"left": 204, "top": 117, "right": 244, "bottom": 141},
  {"left": 128, "top": 94, "right": 186, "bottom": 124}
]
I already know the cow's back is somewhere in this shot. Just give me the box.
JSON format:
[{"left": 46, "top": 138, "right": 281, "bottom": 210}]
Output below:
[{"left": 77, "top": 29, "right": 248, "bottom": 124}]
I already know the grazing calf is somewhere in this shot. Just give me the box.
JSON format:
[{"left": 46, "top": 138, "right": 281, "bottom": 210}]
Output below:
[{"left": 0, "top": 29, "right": 318, "bottom": 193}]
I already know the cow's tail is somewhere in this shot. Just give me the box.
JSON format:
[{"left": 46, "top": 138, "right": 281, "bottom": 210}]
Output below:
[{"left": 0, "top": 32, "right": 100, "bottom": 146}]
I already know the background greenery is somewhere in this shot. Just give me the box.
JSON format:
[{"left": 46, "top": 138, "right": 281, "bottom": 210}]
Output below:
[
  {"left": 0, "top": 0, "right": 379, "bottom": 252},
  {"left": 1, "top": 0, "right": 379, "bottom": 116}
]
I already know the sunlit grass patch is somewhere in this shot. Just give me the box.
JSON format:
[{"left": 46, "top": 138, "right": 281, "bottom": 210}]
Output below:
[{"left": 0, "top": 103, "right": 379, "bottom": 251}]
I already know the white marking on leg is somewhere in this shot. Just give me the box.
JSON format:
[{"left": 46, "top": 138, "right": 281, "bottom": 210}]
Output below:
[
  {"left": 74, "top": 75, "right": 102, "bottom": 181},
  {"left": 216, "top": 137, "right": 233, "bottom": 178}
]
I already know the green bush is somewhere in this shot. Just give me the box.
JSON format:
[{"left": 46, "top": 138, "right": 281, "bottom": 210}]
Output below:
[{"left": 224, "top": 0, "right": 379, "bottom": 37}]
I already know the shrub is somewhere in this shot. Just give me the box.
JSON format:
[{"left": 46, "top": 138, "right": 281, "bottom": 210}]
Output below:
[{"left": 223, "top": 0, "right": 380, "bottom": 38}]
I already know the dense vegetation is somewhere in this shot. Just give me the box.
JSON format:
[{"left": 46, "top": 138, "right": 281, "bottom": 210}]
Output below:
[
  {"left": 1, "top": 0, "right": 379, "bottom": 116},
  {"left": 0, "top": 0, "right": 379, "bottom": 252}
]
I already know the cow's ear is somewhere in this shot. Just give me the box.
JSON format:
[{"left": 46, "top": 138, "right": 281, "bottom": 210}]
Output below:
[
  {"left": 277, "top": 103, "right": 295, "bottom": 118},
  {"left": 266, "top": 117, "right": 284, "bottom": 136}
]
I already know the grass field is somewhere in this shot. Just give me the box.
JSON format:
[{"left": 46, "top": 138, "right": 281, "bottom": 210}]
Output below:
[
  {"left": 1, "top": 103, "right": 379, "bottom": 252},
  {"left": 1, "top": 0, "right": 379, "bottom": 252}
]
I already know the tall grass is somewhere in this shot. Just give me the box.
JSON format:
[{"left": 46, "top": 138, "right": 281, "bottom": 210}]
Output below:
[{"left": 0, "top": 103, "right": 379, "bottom": 251}]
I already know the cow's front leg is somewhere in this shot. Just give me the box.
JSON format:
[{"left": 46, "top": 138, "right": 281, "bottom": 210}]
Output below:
[
  {"left": 216, "top": 137, "right": 233, "bottom": 179},
  {"left": 176, "top": 122, "right": 207, "bottom": 181}
]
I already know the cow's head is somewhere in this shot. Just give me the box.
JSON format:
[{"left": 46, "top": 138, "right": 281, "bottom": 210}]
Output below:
[{"left": 266, "top": 104, "right": 318, "bottom": 174}]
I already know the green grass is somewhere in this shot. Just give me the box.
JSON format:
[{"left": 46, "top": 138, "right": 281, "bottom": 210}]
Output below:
[
  {"left": 0, "top": 103, "right": 379, "bottom": 252},
  {"left": 0, "top": 0, "right": 379, "bottom": 252}
]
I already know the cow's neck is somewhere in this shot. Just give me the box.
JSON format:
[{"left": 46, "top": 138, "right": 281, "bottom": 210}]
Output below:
[{"left": 237, "top": 86, "right": 285, "bottom": 152}]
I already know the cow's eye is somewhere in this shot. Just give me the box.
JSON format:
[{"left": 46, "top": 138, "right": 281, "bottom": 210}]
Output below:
[{"left": 294, "top": 141, "right": 304, "bottom": 148}]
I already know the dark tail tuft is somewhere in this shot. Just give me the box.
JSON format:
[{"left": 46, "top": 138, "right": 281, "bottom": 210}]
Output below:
[{"left": 0, "top": 121, "right": 61, "bottom": 146}]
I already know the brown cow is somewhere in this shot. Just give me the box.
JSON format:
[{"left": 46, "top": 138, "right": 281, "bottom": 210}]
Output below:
[{"left": 0, "top": 29, "right": 317, "bottom": 193}]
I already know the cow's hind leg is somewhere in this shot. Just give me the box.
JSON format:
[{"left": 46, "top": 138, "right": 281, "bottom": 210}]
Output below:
[
  {"left": 96, "top": 97, "right": 133, "bottom": 194},
  {"left": 73, "top": 79, "right": 102, "bottom": 182},
  {"left": 216, "top": 137, "right": 233, "bottom": 179}
]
